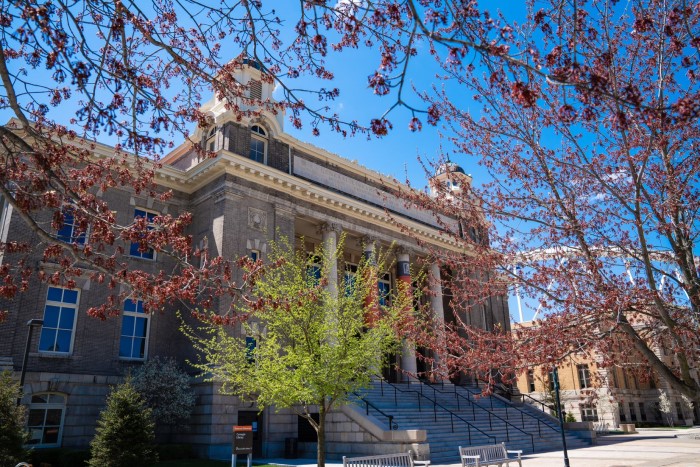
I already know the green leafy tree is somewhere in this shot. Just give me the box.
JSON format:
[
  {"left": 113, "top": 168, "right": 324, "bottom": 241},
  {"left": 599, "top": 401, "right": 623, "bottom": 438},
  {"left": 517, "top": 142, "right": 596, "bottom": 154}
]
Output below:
[
  {"left": 131, "top": 356, "right": 196, "bottom": 427},
  {"left": 186, "top": 236, "right": 412, "bottom": 467},
  {"left": 0, "top": 371, "right": 27, "bottom": 466},
  {"left": 88, "top": 379, "right": 157, "bottom": 467}
]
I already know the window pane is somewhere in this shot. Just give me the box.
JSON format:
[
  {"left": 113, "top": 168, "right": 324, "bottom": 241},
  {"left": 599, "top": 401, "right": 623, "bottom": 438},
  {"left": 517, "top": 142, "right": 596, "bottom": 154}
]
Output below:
[
  {"left": 39, "top": 329, "right": 57, "bottom": 352},
  {"left": 47, "top": 287, "right": 63, "bottom": 302},
  {"left": 28, "top": 408, "right": 46, "bottom": 426},
  {"left": 31, "top": 394, "right": 49, "bottom": 404},
  {"left": 43, "top": 427, "right": 60, "bottom": 444},
  {"left": 119, "top": 336, "right": 133, "bottom": 357},
  {"left": 45, "top": 408, "right": 62, "bottom": 425},
  {"left": 134, "top": 317, "right": 147, "bottom": 337},
  {"left": 55, "top": 330, "right": 72, "bottom": 352},
  {"left": 59, "top": 308, "right": 75, "bottom": 329},
  {"left": 63, "top": 289, "right": 78, "bottom": 304},
  {"left": 43, "top": 305, "right": 60, "bottom": 327},
  {"left": 121, "top": 315, "right": 135, "bottom": 336},
  {"left": 124, "top": 299, "right": 137, "bottom": 313}
]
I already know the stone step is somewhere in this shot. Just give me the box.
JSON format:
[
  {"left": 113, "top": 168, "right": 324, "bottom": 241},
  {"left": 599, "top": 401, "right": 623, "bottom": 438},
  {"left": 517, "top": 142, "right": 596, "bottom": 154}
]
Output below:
[{"left": 355, "top": 380, "right": 592, "bottom": 460}]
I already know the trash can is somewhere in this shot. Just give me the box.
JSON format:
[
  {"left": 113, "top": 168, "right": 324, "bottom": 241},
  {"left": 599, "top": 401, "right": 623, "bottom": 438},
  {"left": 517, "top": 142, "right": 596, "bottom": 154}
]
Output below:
[{"left": 284, "top": 437, "right": 298, "bottom": 459}]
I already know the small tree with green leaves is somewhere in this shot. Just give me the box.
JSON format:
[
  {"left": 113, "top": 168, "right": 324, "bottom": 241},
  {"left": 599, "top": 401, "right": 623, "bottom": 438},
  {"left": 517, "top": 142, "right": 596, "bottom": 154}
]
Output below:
[
  {"left": 88, "top": 379, "right": 157, "bottom": 467},
  {"left": 185, "top": 236, "right": 412, "bottom": 467},
  {"left": 131, "top": 356, "right": 196, "bottom": 431},
  {"left": 0, "top": 371, "right": 27, "bottom": 466}
]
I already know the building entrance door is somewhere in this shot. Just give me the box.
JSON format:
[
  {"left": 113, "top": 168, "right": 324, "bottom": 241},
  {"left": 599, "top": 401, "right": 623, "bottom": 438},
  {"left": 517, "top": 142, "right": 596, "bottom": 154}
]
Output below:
[{"left": 238, "top": 410, "right": 263, "bottom": 457}]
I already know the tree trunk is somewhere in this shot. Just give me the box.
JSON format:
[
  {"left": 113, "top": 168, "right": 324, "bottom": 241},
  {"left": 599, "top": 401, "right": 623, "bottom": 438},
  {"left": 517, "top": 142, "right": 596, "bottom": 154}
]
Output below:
[{"left": 317, "top": 403, "right": 326, "bottom": 467}]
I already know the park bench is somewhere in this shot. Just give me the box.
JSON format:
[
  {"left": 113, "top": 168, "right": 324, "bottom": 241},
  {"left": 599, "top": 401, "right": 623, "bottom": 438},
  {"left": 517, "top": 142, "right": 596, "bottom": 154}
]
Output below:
[
  {"left": 459, "top": 443, "right": 523, "bottom": 467},
  {"left": 343, "top": 451, "right": 422, "bottom": 467}
]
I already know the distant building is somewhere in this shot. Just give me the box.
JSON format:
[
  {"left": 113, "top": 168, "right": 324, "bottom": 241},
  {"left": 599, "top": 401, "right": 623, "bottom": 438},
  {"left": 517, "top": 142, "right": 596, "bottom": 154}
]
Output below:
[
  {"left": 0, "top": 61, "right": 510, "bottom": 459},
  {"left": 514, "top": 322, "right": 699, "bottom": 429}
]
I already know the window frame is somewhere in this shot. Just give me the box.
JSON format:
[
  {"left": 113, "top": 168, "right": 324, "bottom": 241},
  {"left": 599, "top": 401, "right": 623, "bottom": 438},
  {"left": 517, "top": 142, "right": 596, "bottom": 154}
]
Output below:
[
  {"left": 118, "top": 298, "right": 150, "bottom": 361},
  {"left": 378, "top": 272, "right": 392, "bottom": 307},
  {"left": 344, "top": 263, "right": 357, "bottom": 297},
  {"left": 249, "top": 125, "right": 268, "bottom": 164},
  {"left": 38, "top": 286, "right": 80, "bottom": 355},
  {"left": 580, "top": 405, "right": 599, "bottom": 422},
  {"left": 206, "top": 126, "right": 217, "bottom": 152},
  {"left": 27, "top": 392, "right": 67, "bottom": 448},
  {"left": 55, "top": 206, "right": 87, "bottom": 245},
  {"left": 577, "top": 364, "right": 591, "bottom": 389},
  {"left": 250, "top": 249, "right": 261, "bottom": 262},
  {"left": 129, "top": 208, "right": 157, "bottom": 261}
]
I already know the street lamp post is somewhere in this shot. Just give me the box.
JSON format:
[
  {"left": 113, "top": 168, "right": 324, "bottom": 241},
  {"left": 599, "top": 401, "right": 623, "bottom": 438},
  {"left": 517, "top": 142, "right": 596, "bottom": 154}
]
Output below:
[
  {"left": 552, "top": 367, "right": 571, "bottom": 467},
  {"left": 17, "top": 318, "right": 43, "bottom": 406}
]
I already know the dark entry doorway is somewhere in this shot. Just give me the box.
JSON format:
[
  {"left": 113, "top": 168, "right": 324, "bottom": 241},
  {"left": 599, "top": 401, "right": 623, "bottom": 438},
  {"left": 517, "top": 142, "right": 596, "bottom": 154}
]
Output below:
[{"left": 238, "top": 410, "right": 263, "bottom": 457}]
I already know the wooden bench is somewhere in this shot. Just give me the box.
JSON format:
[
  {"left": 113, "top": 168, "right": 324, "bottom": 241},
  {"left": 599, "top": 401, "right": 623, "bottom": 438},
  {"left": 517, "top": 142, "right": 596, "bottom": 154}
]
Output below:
[
  {"left": 459, "top": 443, "right": 523, "bottom": 467},
  {"left": 343, "top": 451, "right": 416, "bottom": 467}
]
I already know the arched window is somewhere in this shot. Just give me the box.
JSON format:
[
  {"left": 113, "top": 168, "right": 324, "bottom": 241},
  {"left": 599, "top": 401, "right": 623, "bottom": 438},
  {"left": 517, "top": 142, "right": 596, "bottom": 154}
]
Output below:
[
  {"left": 206, "top": 127, "right": 217, "bottom": 152},
  {"left": 27, "top": 393, "right": 66, "bottom": 447},
  {"left": 249, "top": 125, "right": 267, "bottom": 164}
]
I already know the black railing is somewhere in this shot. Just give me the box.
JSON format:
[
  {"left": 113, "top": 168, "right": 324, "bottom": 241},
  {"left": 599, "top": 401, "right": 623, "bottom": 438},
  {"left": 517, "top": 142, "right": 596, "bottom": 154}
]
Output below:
[
  {"left": 512, "top": 392, "right": 558, "bottom": 415},
  {"left": 353, "top": 392, "right": 398, "bottom": 430},
  {"left": 439, "top": 383, "right": 560, "bottom": 445},
  {"left": 377, "top": 378, "right": 498, "bottom": 447}
]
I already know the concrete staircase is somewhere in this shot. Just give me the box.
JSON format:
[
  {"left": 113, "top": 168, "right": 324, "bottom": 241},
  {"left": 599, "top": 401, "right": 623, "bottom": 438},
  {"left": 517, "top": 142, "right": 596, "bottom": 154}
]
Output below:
[{"left": 355, "top": 380, "right": 591, "bottom": 464}]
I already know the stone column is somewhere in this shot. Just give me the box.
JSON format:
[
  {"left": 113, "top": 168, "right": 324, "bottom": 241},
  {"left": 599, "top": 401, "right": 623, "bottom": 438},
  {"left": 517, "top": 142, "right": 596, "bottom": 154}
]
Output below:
[
  {"left": 429, "top": 262, "right": 447, "bottom": 381},
  {"left": 362, "top": 237, "right": 379, "bottom": 324},
  {"left": 319, "top": 223, "right": 341, "bottom": 299},
  {"left": 397, "top": 249, "right": 418, "bottom": 381}
]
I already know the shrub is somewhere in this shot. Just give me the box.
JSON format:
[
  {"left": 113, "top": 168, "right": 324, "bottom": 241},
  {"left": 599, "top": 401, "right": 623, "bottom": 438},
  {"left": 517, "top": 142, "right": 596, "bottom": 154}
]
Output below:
[
  {"left": 88, "top": 379, "right": 157, "bottom": 467},
  {"left": 0, "top": 370, "right": 28, "bottom": 465},
  {"left": 131, "top": 356, "right": 196, "bottom": 427}
]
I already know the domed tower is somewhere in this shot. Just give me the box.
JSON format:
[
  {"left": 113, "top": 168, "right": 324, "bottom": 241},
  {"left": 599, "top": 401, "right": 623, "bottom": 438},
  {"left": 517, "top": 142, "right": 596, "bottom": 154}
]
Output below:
[{"left": 429, "top": 161, "right": 472, "bottom": 199}]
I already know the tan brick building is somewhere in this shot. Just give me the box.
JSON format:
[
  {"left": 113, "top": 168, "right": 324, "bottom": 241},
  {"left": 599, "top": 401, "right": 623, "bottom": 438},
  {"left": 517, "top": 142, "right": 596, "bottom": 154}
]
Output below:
[{"left": 514, "top": 322, "right": 699, "bottom": 430}]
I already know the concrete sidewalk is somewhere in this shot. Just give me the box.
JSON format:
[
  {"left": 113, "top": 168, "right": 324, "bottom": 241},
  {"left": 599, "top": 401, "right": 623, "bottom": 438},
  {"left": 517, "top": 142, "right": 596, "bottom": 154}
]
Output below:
[{"left": 262, "top": 428, "right": 700, "bottom": 467}]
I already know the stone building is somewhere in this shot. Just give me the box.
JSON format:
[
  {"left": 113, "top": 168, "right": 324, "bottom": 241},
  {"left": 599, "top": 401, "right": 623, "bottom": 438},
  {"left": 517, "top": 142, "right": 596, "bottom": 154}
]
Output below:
[
  {"left": 0, "top": 62, "right": 510, "bottom": 459},
  {"left": 514, "top": 323, "right": 700, "bottom": 430}
]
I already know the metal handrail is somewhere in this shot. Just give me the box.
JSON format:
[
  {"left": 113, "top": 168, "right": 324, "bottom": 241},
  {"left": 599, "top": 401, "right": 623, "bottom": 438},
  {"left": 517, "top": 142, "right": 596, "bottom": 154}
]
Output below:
[
  {"left": 388, "top": 378, "right": 546, "bottom": 452},
  {"left": 435, "top": 383, "right": 560, "bottom": 445},
  {"left": 514, "top": 392, "right": 559, "bottom": 414},
  {"left": 353, "top": 392, "right": 398, "bottom": 430},
  {"left": 469, "top": 378, "right": 561, "bottom": 431},
  {"left": 377, "top": 378, "right": 497, "bottom": 447}
]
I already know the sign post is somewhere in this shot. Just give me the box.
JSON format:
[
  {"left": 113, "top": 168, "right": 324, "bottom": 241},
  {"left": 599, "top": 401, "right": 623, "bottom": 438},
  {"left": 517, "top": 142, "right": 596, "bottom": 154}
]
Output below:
[{"left": 232, "top": 425, "right": 253, "bottom": 467}]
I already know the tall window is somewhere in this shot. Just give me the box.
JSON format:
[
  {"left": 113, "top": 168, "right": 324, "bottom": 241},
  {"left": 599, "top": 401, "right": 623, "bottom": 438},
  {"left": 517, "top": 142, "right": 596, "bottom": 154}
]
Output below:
[
  {"left": 619, "top": 406, "right": 627, "bottom": 422},
  {"left": 577, "top": 364, "right": 591, "bottom": 388},
  {"left": 629, "top": 401, "right": 637, "bottom": 421},
  {"left": 119, "top": 299, "right": 149, "bottom": 360},
  {"left": 206, "top": 127, "right": 217, "bottom": 152},
  {"left": 378, "top": 273, "right": 391, "bottom": 307},
  {"left": 56, "top": 207, "right": 86, "bottom": 245},
  {"left": 527, "top": 369, "right": 536, "bottom": 393},
  {"left": 129, "top": 208, "right": 156, "bottom": 260},
  {"left": 39, "top": 287, "right": 79, "bottom": 354},
  {"left": 344, "top": 263, "right": 357, "bottom": 296},
  {"left": 27, "top": 393, "right": 66, "bottom": 447},
  {"left": 249, "top": 125, "right": 267, "bottom": 164},
  {"left": 307, "top": 254, "right": 321, "bottom": 285},
  {"left": 639, "top": 402, "right": 647, "bottom": 421}
]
